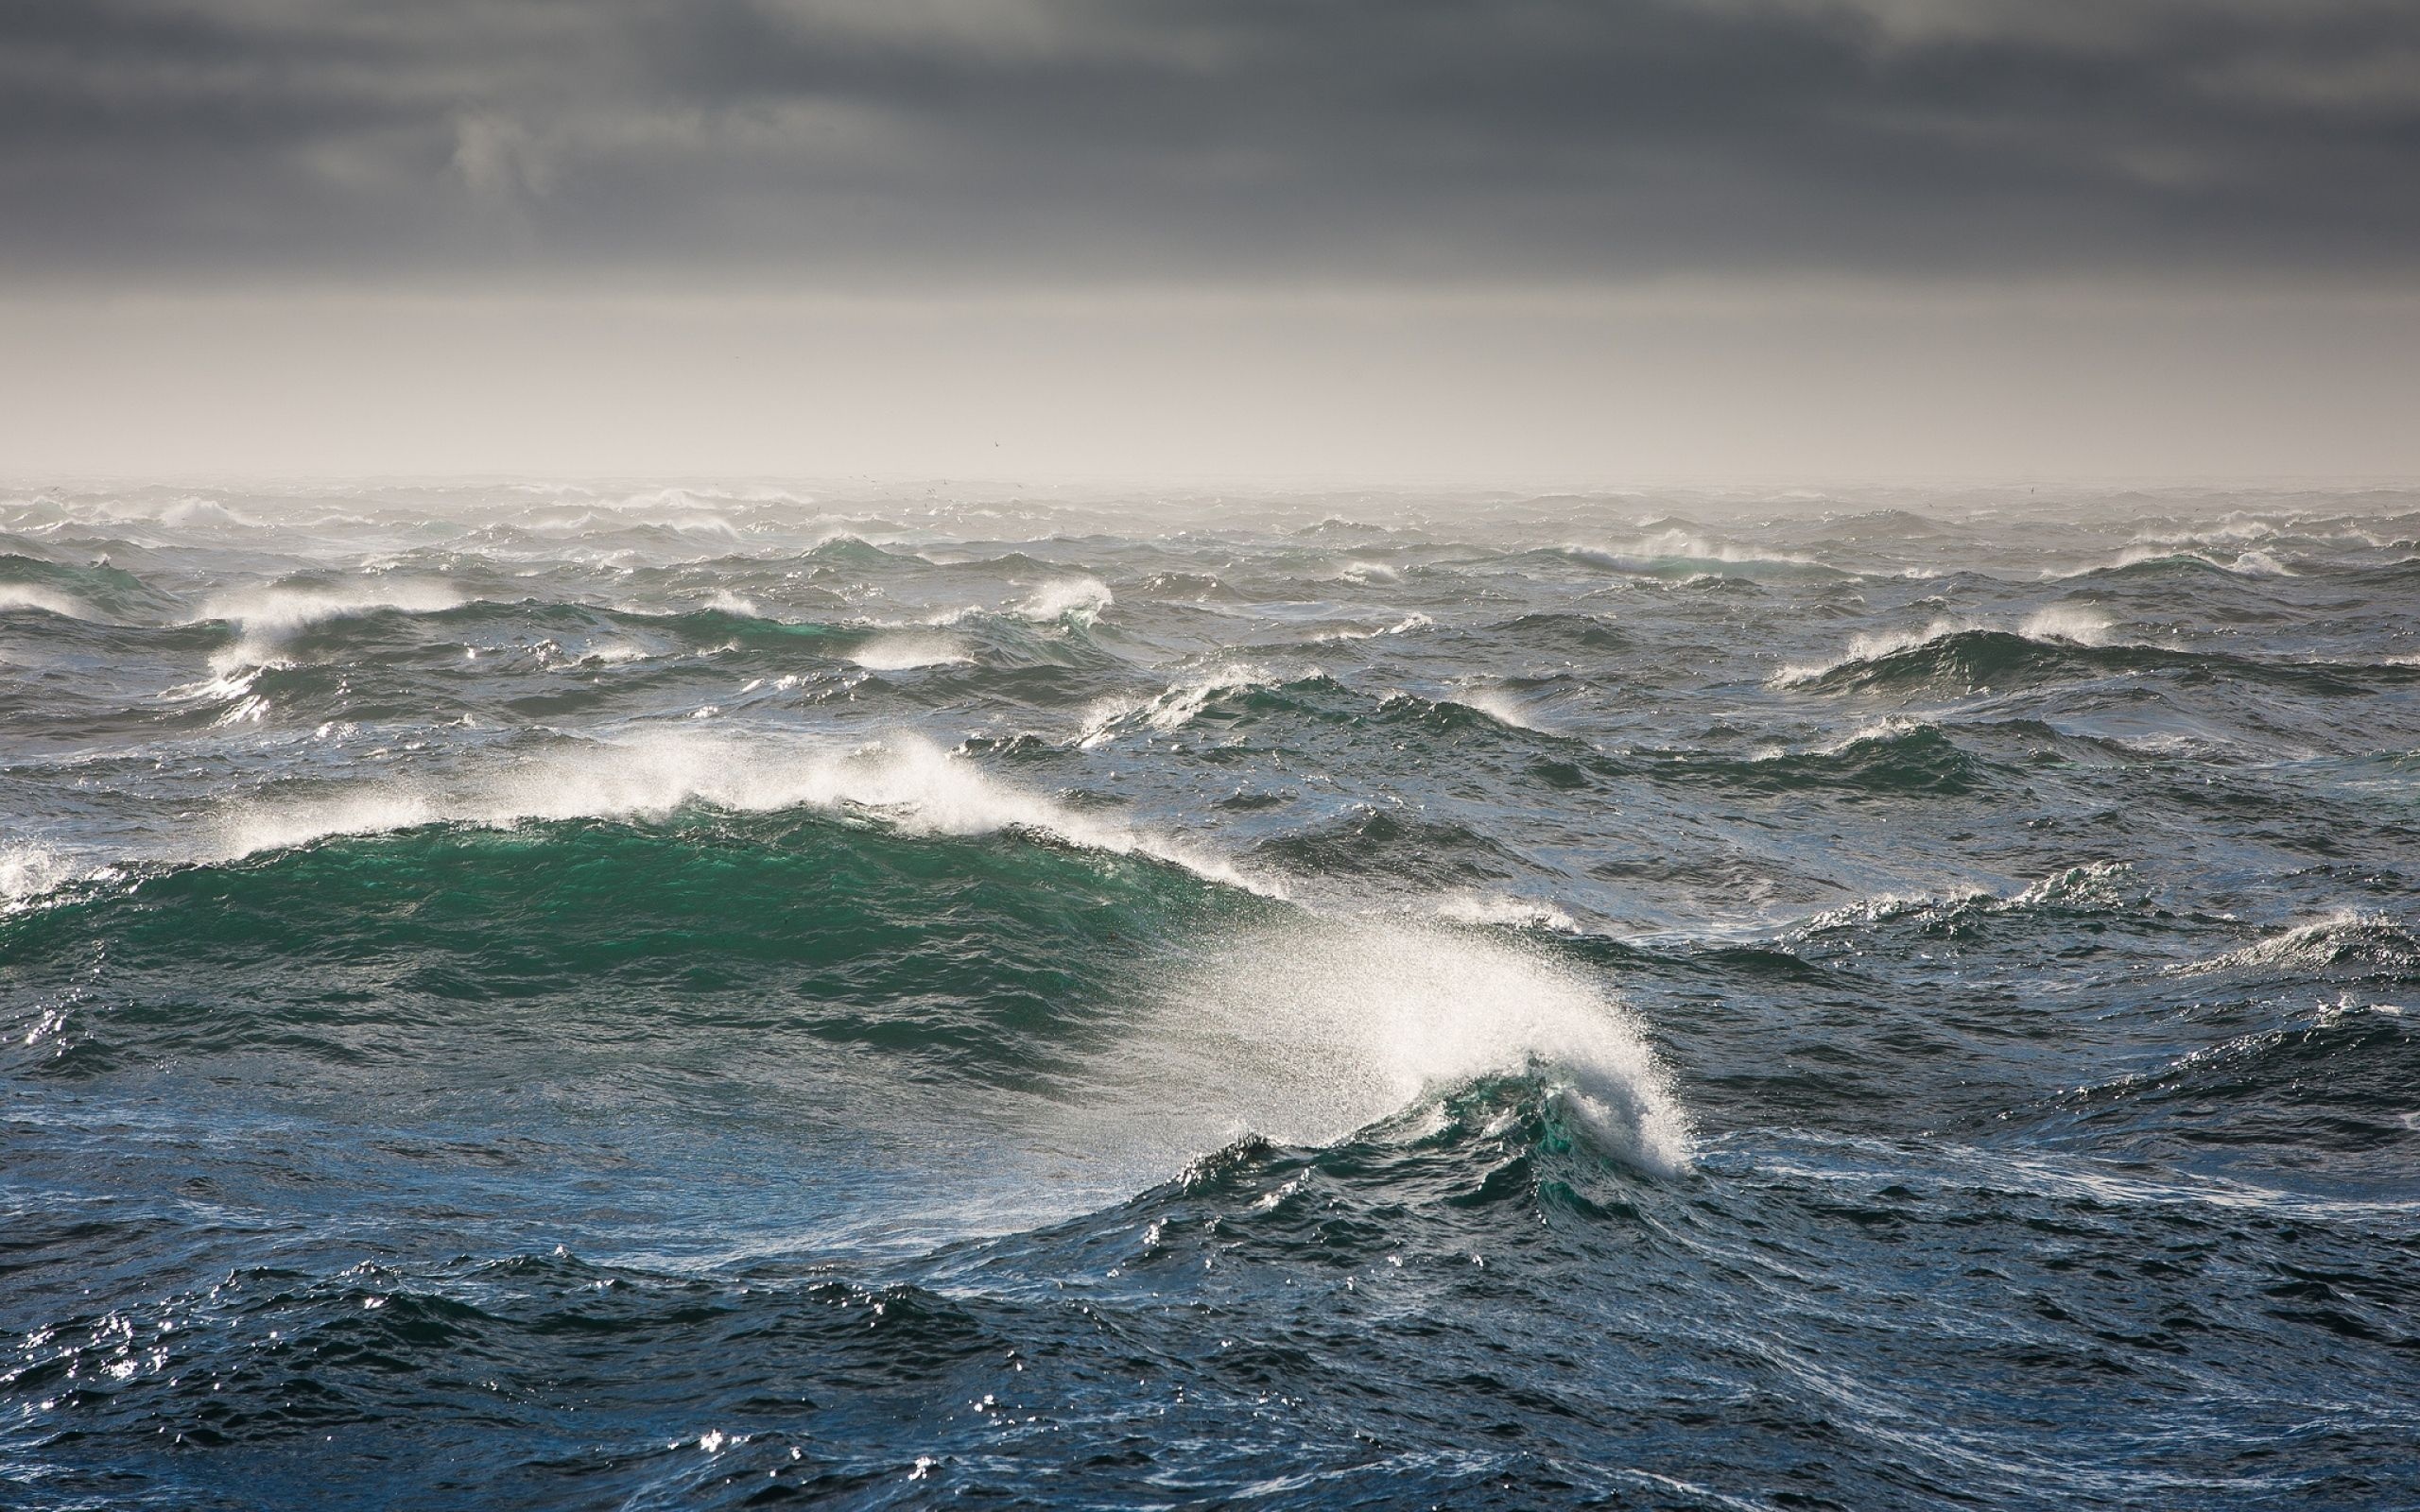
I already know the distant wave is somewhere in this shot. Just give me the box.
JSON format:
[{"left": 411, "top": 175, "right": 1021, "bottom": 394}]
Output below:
[
  {"left": 1307, "top": 611, "right": 1430, "bottom": 644},
  {"left": 0, "top": 583, "right": 98, "bottom": 620},
  {"left": 845, "top": 630, "right": 974, "bottom": 670},
  {"left": 199, "top": 578, "right": 465, "bottom": 670},
  {"left": 1332, "top": 558, "right": 1403, "bottom": 584},
  {"left": 1625, "top": 719, "right": 1994, "bottom": 799},
  {"left": 1080, "top": 663, "right": 1306, "bottom": 747},
  {"left": 1013, "top": 576, "right": 1114, "bottom": 626},
  {"left": 1557, "top": 531, "right": 1840, "bottom": 579},
  {"left": 2048, "top": 1001, "right": 2417, "bottom": 1173},
  {"left": 1772, "top": 607, "right": 2119, "bottom": 687},
  {"left": 1796, "top": 860, "right": 2148, "bottom": 938},
  {"left": 207, "top": 729, "right": 1278, "bottom": 899},
  {"left": 1444, "top": 685, "right": 1546, "bottom": 732},
  {"left": 2065, "top": 542, "right": 2299, "bottom": 579},
  {"left": 1771, "top": 616, "right": 2416, "bottom": 696},
  {"left": 2165, "top": 911, "right": 2418, "bottom": 982}
]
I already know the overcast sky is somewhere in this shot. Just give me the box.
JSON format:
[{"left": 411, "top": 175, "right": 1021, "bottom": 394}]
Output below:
[{"left": 5, "top": 0, "right": 2418, "bottom": 480}]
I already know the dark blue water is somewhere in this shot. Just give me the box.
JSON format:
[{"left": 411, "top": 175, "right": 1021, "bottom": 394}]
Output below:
[{"left": 5, "top": 484, "right": 2417, "bottom": 1508}]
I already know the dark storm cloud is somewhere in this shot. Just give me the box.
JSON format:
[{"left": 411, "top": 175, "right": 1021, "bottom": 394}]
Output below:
[{"left": 4, "top": 0, "right": 2419, "bottom": 285}]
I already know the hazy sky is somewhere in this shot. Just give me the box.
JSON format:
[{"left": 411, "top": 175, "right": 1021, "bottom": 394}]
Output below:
[{"left": 5, "top": 0, "right": 2417, "bottom": 481}]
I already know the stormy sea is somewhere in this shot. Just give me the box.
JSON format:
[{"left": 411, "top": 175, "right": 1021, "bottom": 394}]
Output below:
[{"left": 4, "top": 483, "right": 2415, "bottom": 1510}]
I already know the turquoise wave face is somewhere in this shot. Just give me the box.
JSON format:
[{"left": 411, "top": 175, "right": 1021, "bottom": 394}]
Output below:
[{"left": 5, "top": 484, "right": 2419, "bottom": 1510}]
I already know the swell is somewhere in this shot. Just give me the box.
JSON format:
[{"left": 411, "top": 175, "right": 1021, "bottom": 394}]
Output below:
[
  {"left": 1608, "top": 722, "right": 1999, "bottom": 799},
  {"left": 1544, "top": 538, "right": 1848, "bottom": 581},
  {"left": 0, "top": 811, "right": 1235, "bottom": 1088},
  {"left": 2034, "top": 1005, "right": 2420, "bottom": 1185},
  {"left": 5, "top": 778, "right": 1691, "bottom": 1176},
  {"left": 1781, "top": 626, "right": 2419, "bottom": 696}
]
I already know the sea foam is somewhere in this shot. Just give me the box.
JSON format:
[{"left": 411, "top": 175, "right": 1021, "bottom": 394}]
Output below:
[
  {"left": 202, "top": 579, "right": 464, "bottom": 670},
  {"left": 1772, "top": 605, "right": 2121, "bottom": 686},
  {"left": 1120, "top": 919, "right": 1693, "bottom": 1176},
  {"left": 0, "top": 841, "right": 77, "bottom": 904},
  {"left": 1015, "top": 576, "right": 1114, "bottom": 626},
  {"left": 0, "top": 584, "right": 98, "bottom": 621},
  {"left": 846, "top": 631, "right": 973, "bottom": 670},
  {"left": 213, "top": 730, "right": 1277, "bottom": 898}
]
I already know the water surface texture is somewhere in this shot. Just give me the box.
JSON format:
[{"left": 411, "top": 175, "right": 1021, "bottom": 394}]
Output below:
[{"left": 5, "top": 484, "right": 2417, "bottom": 1509}]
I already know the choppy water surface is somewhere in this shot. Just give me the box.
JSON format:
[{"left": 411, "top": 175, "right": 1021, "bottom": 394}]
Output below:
[{"left": 4, "top": 483, "right": 2417, "bottom": 1509}]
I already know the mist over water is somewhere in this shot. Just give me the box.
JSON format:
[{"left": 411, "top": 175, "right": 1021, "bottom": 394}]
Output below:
[{"left": 5, "top": 481, "right": 2418, "bottom": 1509}]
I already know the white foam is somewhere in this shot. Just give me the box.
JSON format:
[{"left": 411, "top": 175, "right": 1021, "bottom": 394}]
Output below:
[
  {"left": 1774, "top": 606, "right": 2127, "bottom": 686},
  {"left": 1432, "top": 891, "right": 1581, "bottom": 933},
  {"left": 1455, "top": 686, "right": 1545, "bottom": 731},
  {"left": 1015, "top": 576, "right": 1113, "bottom": 626},
  {"left": 1570, "top": 530, "right": 1822, "bottom": 572},
  {"left": 662, "top": 511, "right": 740, "bottom": 539},
  {"left": 157, "top": 499, "right": 260, "bottom": 529},
  {"left": 201, "top": 579, "right": 462, "bottom": 670},
  {"left": 1114, "top": 919, "right": 1691, "bottom": 1175},
  {"left": 2087, "top": 541, "right": 2296, "bottom": 577},
  {"left": 0, "top": 841, "right": 76, "bottom": 903},
  {"left": 2168, "top": 910, "right": 2411, "bottom": 977},
  {"left": 1771, "top": 617, "right": 1971, "bottom": 686},
  {"left": 1094, "top": 663, "right": 1290, "bottom": 740},
  {"left": 0, "top": 585, "right": 94, "bottom": 620},
  {"left": 1313, "top": 612, "right": 1431, "bottom": 644},
  {"left": 1335, "top": 558, "right": 1402, "bottom": 584},
  {"left": 2018, "top": 603, "right": 2118, "bottom": 646},
  {"left": 1808, "top": 714, "right": 1922, "bottom": 755},
  {"left": 2128, "top": 517, "right": 2282, "bottom": 550},
  {"left": 1800, "top": 863, "right": 2137, "bottom": 935},
  {"left": 213, "top": 730, "right": 1278, "bottom": 898},
  {"left": 2003, "top": 860, "right": 2140, "bottom": 910},
  {"left": 701, "top": 590, "right": 760, "bottom": 616},
  {"left": 847, "top": 631, "right": 972, "bottom": 670},
  {"left": 1072, "top": 695, "right": 1142, "bottom": 749}
]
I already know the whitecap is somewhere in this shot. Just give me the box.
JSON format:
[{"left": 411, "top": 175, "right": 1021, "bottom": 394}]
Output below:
[
  {"left": 1770, "top": 617, "right": 1972, "bottom": 686},
  {"left": 2234, "top": 548, "right": 2298, "bottom": 577},
  {"left": 212, "top": 730, "right": 1280, "bottom": 899},
  {"left": 1015, "top": 576, "right": 1113, "bottom": 626},
  {"left": 1115, "top": 919, "right": 1691, "bottom": 1175},
  {"left": 1431, "top": 890, "right": 1581, "bottom": 933},
  {"left": 1453, "top": 685, "right": 1545, "bottom": 731},
  {"left": 2166, "top": 911, "right": 2415, "bottom": 977},
  {"left": 1334, "top": 558, "right": 1403, "bottom": 584},
  {"left": 1568, "top": 529, "right": 1824, "bottom": 574},
  {"left": 200, "top": 579, "right": 463, "bottom": 671},
  {"left": 847, "top": 632, "right": 973, "bottom": 671},
  {"left": 1131, "top": 663, "right": 1289, "bottom": 735},
  {"left": 2079, "top": 541, "right": 2295, "bottom": 578},
  {"left": 1, "top": 841, "right": 77, "bottom": 904},
  {"left": 157, "top": 498, "right": 261, "bottom": 529},
  {"left": 1312, "top": 612, "right": 1432, "bottom": 644},
  {"left": 2017, "top": 603, "right": 2118, "bottom": 646},
  {"left": 1772, "top": 606, "right": 2129, "bottom": 687},
  {"left": 0, "top": 584, "right": 95, "bottom": 621}
]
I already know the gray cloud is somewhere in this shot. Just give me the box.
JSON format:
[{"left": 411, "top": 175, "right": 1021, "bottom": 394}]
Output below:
[{"left": 4, "top": 0, "right": 2419, "bottom": 287}]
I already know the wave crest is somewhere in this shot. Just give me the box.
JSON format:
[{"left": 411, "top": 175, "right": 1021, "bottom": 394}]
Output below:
[
  {"left": 1123, "top": 919, "right": 1693, "bottom": 1176},
  {"left": 201, "top": 579, "right": 464, "bottom": 670},
  {"left": 215, "top": 730, "right": 1277, "bottom": 897},
  {"left": 1772, "top": 609, "right": 2120, "bottom": 688}
]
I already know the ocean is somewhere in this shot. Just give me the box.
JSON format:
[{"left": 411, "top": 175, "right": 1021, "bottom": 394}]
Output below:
[{"left": 3, "top": 482, "right": 2415, "bottom": 1509}]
